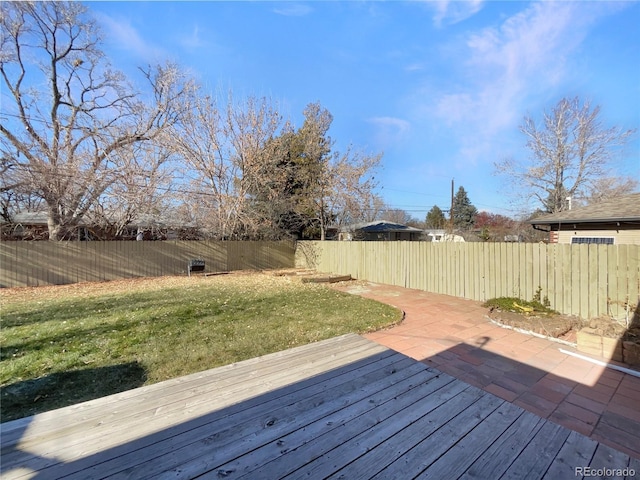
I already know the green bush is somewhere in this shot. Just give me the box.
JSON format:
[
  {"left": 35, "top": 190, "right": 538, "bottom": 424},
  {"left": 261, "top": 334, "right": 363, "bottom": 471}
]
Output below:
[{"left": 483, "top": 293, "right": 557, "bottom": 315}]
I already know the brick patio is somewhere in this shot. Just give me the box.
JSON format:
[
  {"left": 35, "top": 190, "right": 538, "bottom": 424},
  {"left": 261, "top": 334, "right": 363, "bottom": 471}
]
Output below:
[{"left": 334, "top": 282, "right": 640, "bottom": 460}]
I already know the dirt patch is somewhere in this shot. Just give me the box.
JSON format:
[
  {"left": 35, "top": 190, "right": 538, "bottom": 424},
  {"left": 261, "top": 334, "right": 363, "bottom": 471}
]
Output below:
[
  {"left": 584, "top": 316, "right": 631, "bottom": 339},
  {"left": 488, "top": 308, "right": 640, "bottom": 348},
  {"left": 487, "top": 308, "right": 585, "bottom": 342}
]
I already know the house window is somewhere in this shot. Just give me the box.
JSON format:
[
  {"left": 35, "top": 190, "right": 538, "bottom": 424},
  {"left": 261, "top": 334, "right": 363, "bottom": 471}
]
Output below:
[{"left": 571, "top": 237, "right": 614, "bottom": 245}]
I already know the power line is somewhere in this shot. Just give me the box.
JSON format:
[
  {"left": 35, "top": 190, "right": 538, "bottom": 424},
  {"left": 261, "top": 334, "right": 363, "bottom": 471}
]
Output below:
[
  {"left": 5, "top": 166, "right": 524, "bottom": 216},
  {"left": 382, "top": 187, "right": 520, "bottom": 214}
]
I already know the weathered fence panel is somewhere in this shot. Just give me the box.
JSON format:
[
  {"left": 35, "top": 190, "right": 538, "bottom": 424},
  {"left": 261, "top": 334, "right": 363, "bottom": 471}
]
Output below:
[
  {"left": 296, "top": 241, "right": 640, "bottom": 321},
  {"left": 0, "top": 241, "right": 295, "bottom": 288}
]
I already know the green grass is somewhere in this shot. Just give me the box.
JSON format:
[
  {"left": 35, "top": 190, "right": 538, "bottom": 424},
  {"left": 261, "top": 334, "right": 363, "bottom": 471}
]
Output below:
[
  {"left": 0, "top": 274, "right": 401, "bottom": 422},
  {"left": 482, "top": 296, "right": 558, "bottom": 315}
]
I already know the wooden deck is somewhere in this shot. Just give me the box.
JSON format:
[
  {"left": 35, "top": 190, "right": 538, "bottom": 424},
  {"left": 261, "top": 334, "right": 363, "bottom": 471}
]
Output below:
[{"left": 1, "top": 334, "right": 637, "bottom": 479}]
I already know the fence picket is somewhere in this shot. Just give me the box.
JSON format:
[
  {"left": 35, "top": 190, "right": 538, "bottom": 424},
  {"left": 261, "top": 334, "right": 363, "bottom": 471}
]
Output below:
[
  {"left": 553, "top": 244, "right": 563, "bottom": 313},
  {"left": 617, "top": 245, "right": 629, "bottom": 315},
  {"left": 628, "top": 245, "right": 640, "bottom": 316},
  {"left": 560, "top": 243, "right": 571, "bottom": 315},
  {"left": 597, "top": 246, "right": 609, "bottom": 320}
]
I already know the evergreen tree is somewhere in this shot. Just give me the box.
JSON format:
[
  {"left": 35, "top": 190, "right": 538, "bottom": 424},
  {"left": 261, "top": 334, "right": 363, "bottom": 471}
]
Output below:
[
  {"left": 425, "top": 205, "right": 446, "bottom": 229},
  {"left": 250, "top": 102, "right": 379, "bottom": 240},
  {"left": 452, "top": 186, "right": 477, "bottom": 230}
]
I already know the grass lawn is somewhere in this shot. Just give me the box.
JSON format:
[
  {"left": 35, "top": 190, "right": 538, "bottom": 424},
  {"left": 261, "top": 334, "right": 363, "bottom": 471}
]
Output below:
[{"left": 0, "top": 272, "right": 401, "bottom": 422}]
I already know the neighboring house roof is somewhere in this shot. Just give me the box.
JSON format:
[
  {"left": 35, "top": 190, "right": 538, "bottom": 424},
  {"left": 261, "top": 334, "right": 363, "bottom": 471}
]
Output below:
[
  {"left": 133, "top": 213, "right": 198, "bottom": 229},
  {"left": 9, "top": 211, "right": 50, "bottom": 225},
  {"left": 529, "top": 193, "right": 640, "bottom": 226},
  {"left": 3, "top": 211, "right": 100, "bottom": 226},
  {"left": 339, "top": 221, "right": 423, "bottom": 233},
  {"left": 3, "top": 211, "right": 90, "bottom": 227},
  {"left": 3, "top": 211, "right": 194, "bottom": 229}
]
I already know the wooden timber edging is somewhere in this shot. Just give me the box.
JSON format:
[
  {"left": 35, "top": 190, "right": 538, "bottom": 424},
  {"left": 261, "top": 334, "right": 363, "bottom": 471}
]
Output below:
[{"left": 301, "top": 274, "right": 352, "bottom": 284}]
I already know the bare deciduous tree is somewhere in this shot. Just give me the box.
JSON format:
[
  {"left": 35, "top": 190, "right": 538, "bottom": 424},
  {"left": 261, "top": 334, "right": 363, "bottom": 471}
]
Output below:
[
  {"left": 172, "top": 92, "right": 284, "bottom": 239},
  {"left": 381, "top": 208, "right": 417, "bottom": 226},
  {"left": 496, "top": 97, "right": 636, "bottom": 213},
  {"left": 0, "top": 1, "right": 192, "bottom": 239},
  {"left": 177, "top": 98, "right": 383, "bottom": 240},
  {"left": 91, "top": 140, "right": 175, "bottom": 238},
  {"left": 0, "top": 155, "right": 44, "bottom": 223},
  {"left": 327, "top": 147, "right": 383, "bottom": 227},
  {"left": 584, "top": 176, "right": 639, "bottom": 205}
]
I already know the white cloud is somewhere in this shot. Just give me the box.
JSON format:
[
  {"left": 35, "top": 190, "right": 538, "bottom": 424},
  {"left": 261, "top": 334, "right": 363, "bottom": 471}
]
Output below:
[
  {"left": 457, "top": 3, "right": 580, "bottom": 127},
  {"left": 369, "top": 116, "right": 411, "bottom": 131},
  {"left": 97, "top": 13, "right": 165, "bottom": 61},
  {"left": 175, "top": 24, "right": 231, "bottom": 60},
  {"left": 426, "top": 2, "right": 619, "bottom": 165},
  {"left": 180, "top": 25, "right": 206, "bottom": 50},
  {"left": 273, "top": 4, "right": 313, "bottom": 17},
  {"left": 405, "top": 62, "right": 425, "bottom": 73},
  {"left": 432, "top": 0, "right": 484, "bottom": 27},
  {"left": 368, "top": 116, "right": 411, "bottom": 147}
]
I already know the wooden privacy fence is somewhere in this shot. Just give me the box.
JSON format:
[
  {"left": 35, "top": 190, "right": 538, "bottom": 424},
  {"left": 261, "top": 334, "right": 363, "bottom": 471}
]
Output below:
[
  {"left": 0, "top": 241, "right": 295, "bottom": 288},
  {"left": 296, "top": 241, "right": 640, "bottom": 321}
]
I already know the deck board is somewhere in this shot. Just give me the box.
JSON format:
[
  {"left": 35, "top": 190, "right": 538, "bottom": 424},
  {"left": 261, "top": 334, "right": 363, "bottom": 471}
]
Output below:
[
  {"left": 542, "top": 430, "right": 599, "bottom": 480},
  {"left": 1, "top": 333, "right": 635, "bottom": 479},
  {"left": 497, "top": 419, "right": 571, "bottom": 479},
  {"left": 414, "top": 401, "right": 526, "bottom": 479},
  {"left": 458, "top": 411, "right": 546, "bottom": 480}
]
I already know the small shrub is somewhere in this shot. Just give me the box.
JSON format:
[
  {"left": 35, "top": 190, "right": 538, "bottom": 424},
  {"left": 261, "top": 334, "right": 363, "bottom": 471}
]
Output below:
[{"left": 532, "top": 286, "right": 551, "bottom": 308}]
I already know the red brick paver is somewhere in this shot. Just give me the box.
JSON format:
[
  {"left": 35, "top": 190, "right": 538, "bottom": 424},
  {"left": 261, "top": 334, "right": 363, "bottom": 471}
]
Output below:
[{"left": 335, "top": 282, "right": 640, "bottom": 460}]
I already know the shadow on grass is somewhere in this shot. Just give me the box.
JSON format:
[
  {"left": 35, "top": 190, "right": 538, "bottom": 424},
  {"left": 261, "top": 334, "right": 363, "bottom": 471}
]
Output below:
[
  {"left": 0, "top": 292, "right": 177, "bottom": 328},
  {"left": 0, "top": 362, "right": 147, "bottom": 423}
]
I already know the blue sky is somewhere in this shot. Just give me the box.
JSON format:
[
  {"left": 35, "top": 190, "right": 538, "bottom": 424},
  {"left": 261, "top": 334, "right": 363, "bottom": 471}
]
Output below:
[{"left": 89, "top": 1, "right": 640, "bottom": 220}]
